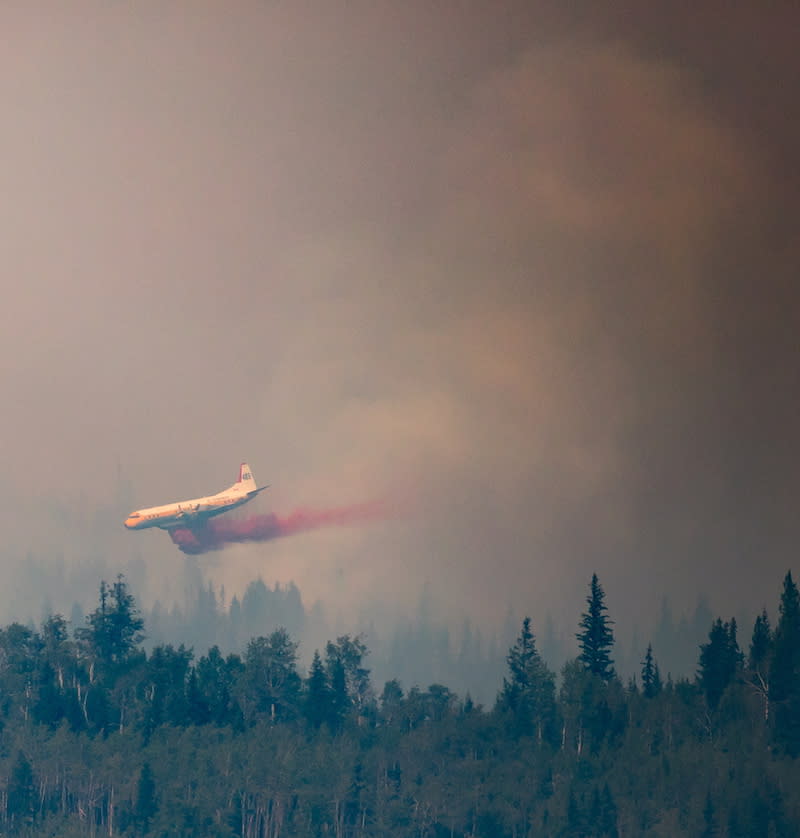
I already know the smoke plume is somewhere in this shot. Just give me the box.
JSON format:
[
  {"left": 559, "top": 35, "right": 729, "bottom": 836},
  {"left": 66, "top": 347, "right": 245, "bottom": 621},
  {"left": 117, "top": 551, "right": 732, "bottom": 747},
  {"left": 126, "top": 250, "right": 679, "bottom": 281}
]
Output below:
[{"left": 168, "top": 500, "right": 389, "bottom": 555}]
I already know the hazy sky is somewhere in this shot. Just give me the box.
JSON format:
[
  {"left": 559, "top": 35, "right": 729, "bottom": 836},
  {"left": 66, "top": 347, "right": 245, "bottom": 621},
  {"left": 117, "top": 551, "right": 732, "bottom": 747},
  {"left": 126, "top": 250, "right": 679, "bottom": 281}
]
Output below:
[{"left": 1, "top": 2, "right": 798, "bottom": 634}]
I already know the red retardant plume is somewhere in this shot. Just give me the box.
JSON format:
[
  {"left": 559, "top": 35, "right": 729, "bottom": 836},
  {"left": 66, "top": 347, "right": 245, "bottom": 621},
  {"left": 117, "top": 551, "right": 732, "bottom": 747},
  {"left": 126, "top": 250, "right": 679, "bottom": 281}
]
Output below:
[{"left": 168, "top": 500, "right": 388, "bottom": 555}]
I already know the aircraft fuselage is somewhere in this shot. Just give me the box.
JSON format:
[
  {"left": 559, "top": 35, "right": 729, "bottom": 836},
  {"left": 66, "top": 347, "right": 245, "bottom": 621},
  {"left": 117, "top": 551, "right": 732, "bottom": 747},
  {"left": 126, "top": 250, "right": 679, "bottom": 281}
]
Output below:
[{"left": 124, "top": 463, "right": 267, "bottom": 532}]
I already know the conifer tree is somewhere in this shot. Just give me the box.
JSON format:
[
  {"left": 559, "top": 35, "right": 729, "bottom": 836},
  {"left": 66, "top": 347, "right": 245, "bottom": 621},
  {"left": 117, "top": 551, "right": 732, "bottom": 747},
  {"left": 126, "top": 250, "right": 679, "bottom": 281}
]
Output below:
[
  {"left": 641, "top": 644, "right": 662, "bottom": 698},
  {"left": 304, "top": 650, "right": 331, "bottom": 729},
  {"left": 78, "top": 575, "right": 144, "bottom": 674},
  {"left": 186, "top": 668, "right": 211, "bottom": 726},
  {"left": 326, "top": 651, "right": 350, "bottom": 731},
  {"left": 325, "top": 635, "right": 372, "bottom": 712},
  {"left": 497, "top": 617, "right": 555, "bottom": 742},
  {"left": 749, "top": 609, "right": 772, "bottom": 672},
  {"left": 747, "top": 609, "right": 772, "bottom": 721},
  {"left": 697, "top": 618, "right": 742, "bottom": 710},
  {"left": 577, "top": 574, "right": 615, "bottom": 681},
  {"left": 771, "top": 571, "right": 800, "bottom": 754}
]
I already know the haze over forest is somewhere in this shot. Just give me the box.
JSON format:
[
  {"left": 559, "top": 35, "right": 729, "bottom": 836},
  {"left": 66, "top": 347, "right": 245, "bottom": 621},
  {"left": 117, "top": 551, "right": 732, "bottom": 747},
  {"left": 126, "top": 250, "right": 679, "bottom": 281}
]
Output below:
[{"left": 1, "top": 1, "right": 798, "bottom": 692}]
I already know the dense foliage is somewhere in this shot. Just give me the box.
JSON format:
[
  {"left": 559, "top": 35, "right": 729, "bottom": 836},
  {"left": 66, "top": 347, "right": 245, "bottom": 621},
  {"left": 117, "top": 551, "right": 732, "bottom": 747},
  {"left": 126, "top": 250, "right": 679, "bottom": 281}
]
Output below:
[{"left": 0, "top": 572, "right": 798, "bottom": 836}]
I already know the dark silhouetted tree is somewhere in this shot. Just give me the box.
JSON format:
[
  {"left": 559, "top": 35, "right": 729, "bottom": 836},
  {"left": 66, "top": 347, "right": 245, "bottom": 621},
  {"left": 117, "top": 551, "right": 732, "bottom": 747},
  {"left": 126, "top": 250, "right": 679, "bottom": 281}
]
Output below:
[
  {"left": 7, "top": 750, "right": 36, "bottom": 829},
  {"left": 241, "top": 629, "right": 301, "bottom": 722},
  {"left": 771, "top": 571, "right": 800, "bottom": 755},
  {"left": 78, "top": 575, "right": 144, "bottom": 675},
  {"left": 325, "top": 634, "right": 372, "bottom": 713},
  {"left": 142, "top": 644, "right": 192, "bottom": 732},
  {"left": 379, "top": 679, "right": 404, "bottom": 726},
  {"left": 135, "top": 761, "right": 158, "bottom": 832},
  {"left": 304, "top": 650, "right": 331, "bottom": 729},
  {"left": 641, "top": 643, "right": 662, "bottom": 698},
  {"left": 186, "top": 668, "right": 211, "bottom": 725},
  {"left": 195, "top": 646, "right": 243, "bottom": 727},
  {"left": 496, "top": 617, "right": 556, "bottom": 743},
  {"left": 748, "top": 609, "right": 772, "bottom": 721},
  {"left": 749, "top": 609, "right": 772, "bottom": 672},
  {"left": 326, "top": 650, "right": 350, "bottom": 731},
  {"left": 577, "top": 574, "right": 615, "bottom": 681},
  {"left": 697, "top": 618, "right": 742, "bottom": 710}
]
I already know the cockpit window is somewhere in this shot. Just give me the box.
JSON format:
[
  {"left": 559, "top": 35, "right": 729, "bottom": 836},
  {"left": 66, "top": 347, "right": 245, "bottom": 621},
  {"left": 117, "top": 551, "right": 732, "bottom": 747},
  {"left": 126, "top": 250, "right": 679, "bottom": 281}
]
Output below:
[{"left": 129, "top": 513, "right": 141, "bottom": 519}]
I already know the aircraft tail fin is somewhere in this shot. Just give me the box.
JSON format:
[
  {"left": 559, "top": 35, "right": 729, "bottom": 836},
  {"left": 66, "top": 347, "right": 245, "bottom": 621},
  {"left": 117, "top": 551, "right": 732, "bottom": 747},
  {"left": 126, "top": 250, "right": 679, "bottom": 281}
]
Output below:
[{"left": 236, "top": 462, "right": 258, "bottom": 493}]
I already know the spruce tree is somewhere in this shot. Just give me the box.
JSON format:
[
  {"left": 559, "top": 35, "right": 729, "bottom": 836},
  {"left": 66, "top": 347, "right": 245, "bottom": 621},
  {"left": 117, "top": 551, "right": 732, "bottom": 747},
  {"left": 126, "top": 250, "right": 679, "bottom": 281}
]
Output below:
[
  {"left": 78, "top": 575, "right": 144, "bottom": 674},
  {"left": 304, "top": 650, "right": 331, "bottom": 729},
  {"left": 748, "top": 609, "right": 772, "bottom": 721},
  {"left": 577, "top": 574, "right": 615, "bottom": 681},
  {"left": 641, "top": 644, "right": 662, "bottom": 698},
  {"left": 325, "top": 635, "right": 372, "bottom": 712},
  {"left": 326, "top": 651, "right": 350, "bottom": 731},
  {"left": 497, "top": 617, "right": 555, "bottom": 742},
  {"left": 697, "top": 618, "right": 742, "bottom": 710},
  {"left": 771, "top": 571, "right": 800, "bottom": 755},
  {"left": 749, "top": 610, "right": 772, "bottom": 672}
]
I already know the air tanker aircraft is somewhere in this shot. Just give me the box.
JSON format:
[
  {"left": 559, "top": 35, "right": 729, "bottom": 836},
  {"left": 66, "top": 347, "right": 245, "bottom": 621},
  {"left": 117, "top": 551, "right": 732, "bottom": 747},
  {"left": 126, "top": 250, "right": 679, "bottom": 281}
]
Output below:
[{"left": 124, "top": 463, "right": 268, "bottom": 531}]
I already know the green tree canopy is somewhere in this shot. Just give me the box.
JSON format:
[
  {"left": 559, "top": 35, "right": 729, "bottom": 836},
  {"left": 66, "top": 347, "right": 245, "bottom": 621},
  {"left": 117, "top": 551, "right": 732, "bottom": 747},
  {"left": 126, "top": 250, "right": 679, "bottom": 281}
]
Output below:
[
  {"left": 77, "top": 575, "right": 144, "bottom": 675},
  {"left": 497, "top": 616, "right": 556, "bottom": 742},
  {"left": 697, "top": 617, "right": 742, "bottom": 710}
]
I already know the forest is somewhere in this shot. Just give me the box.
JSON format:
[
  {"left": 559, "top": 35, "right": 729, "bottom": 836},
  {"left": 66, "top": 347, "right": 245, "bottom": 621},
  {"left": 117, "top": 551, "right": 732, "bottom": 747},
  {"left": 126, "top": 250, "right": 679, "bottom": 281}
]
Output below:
[{"left": 0, "top": 571, "right": 798, "bottom": 837}]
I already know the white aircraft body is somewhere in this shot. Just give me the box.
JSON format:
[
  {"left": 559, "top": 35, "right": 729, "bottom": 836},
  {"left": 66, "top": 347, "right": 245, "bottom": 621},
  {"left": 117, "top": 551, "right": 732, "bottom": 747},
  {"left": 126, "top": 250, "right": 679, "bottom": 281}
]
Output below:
[{"left": 124, "top": 463, "right": 267, "bottom": 531}]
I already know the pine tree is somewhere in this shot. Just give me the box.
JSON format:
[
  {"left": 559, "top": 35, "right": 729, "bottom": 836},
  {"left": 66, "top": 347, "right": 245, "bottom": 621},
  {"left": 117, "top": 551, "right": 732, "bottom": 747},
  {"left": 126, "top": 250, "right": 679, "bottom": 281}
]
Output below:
[
  {"left": 771, "top": 571, "right": 800, "bottom": 755},
  {"left": 325, "top": 635, "right": 372, "bottom": 712},
  {"left": 748, "top": 609, "right": 772, "bottom": 721},
  {"left": 577, "top": 574, "right": 615, "bottom": 681},
  {"left": 749, "top": 610, "right": 772, "bottom": 672},
  {"left": 326, "top": 650, "right": 351, "bottom": 732},
  {"left": 186, "top": 668, "right": 211, "bottom": 725},
  {"left": 78, "top": 575, "right": 144, "bottom": 674},
  {"left": 497, "top": 617, "right": 556, "bottom": 742},
  {"left": 304, "top": 650, "right": 331, "bottom": 729},
  {"left": 697, "top": 618, "right": 742, "bottom": 710},
  {"left": 195, "top": 646, "right": 243, "bottom": 727},
  {"left": 641, "top": 644, "right": 662, "bottom": 698}
]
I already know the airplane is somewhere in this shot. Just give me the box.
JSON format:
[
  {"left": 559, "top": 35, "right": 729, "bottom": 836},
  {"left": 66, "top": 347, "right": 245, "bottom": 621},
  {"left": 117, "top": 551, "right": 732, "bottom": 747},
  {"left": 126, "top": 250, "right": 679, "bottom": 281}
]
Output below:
[{"left": 124, "top": 463, "right": 268, "bottom": 532}]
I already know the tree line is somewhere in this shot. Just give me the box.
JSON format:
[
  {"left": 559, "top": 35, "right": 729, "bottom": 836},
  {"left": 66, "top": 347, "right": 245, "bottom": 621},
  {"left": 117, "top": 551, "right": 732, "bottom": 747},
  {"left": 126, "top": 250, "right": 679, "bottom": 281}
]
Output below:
[{"left": 0, "top": 571, "right": 798, "bottom": 836}]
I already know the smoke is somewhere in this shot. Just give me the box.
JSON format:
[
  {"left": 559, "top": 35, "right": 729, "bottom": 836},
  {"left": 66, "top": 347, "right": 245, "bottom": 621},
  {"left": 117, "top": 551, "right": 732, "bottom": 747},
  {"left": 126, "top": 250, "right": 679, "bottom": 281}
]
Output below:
[{"left": 168, "top": 500, "right": 390, "bottom": 555}]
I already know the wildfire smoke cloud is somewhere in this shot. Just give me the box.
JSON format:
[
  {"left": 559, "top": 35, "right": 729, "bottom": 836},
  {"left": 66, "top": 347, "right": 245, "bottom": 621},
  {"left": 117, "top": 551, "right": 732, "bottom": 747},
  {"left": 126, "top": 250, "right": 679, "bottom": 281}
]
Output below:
[{"left": 168, "top": 500, "right": 389, "bottom": 555}]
